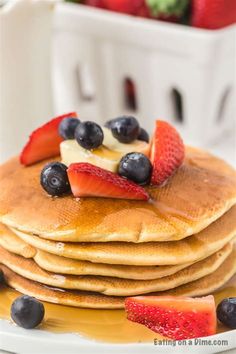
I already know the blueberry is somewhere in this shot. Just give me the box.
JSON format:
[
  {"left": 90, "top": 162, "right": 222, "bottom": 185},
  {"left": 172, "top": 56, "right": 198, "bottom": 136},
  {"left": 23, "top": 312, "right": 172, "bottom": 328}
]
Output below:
[
  {"left": 40, "top": 162, "right": 71, "bottom": 197},
  {"left": 104, "top": 119, "right": 114, "bottom": 129},
  {"left": 217, "top": 298, "right": 236, "bottom": 329},
  {"left": 75, "top": 121, "right": 104, "bottom": 150},
  {"left": 110, "top": 116, "right": 140, "bottom": 144},
  {"left": 138, "top": 128, "right": 149, "bottom": 143},
  {"left": 118, "top": 152, "right": 152, "bottom": 185},
  {"left": 0, "top": 270, "right": 4, "bottom": 285},
  {"left": 11, "top": 295, "right": 45, "bottom": 329},
  {"left": 59, "top": 117, "right": 80, "bottom": 140}
]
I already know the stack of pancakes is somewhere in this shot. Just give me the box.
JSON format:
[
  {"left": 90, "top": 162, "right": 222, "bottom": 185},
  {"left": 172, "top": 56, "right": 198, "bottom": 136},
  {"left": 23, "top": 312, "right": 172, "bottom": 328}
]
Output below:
[{"left": 0, "top": 147, "right": 236, "bottom": 309}]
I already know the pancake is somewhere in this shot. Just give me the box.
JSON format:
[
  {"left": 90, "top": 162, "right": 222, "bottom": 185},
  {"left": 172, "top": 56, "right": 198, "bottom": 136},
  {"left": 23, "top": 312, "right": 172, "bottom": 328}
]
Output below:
[
  {"left": 0, "top": 265, "right": 124, "bottom": 309},
  {"left": 0, "top": 244, "right": 232, "bottom": 296},
  {"left": 0, "top": 223, "right": 35, "bottom": 258},
  {"left": 0, "top": 225, "right": 193, "bottom": 280},
  {"left": 34, "top": 250, "right": 193, "bottom": 280},
  {"left": 11, "top": 205, "right": 236, "bottom": 265},
  {"left": 154, "top": 247, "right": 236, "bottom": 297},
  {"left": 1, "top": 248, "right": 236, "bottom": 308},
  {"left": 0, "top": 147, "right": 236, "bottom": 243}
]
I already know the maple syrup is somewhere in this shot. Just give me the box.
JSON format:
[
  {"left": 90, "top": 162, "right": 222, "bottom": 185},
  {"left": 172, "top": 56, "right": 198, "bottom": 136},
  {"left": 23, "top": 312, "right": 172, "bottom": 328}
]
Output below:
[{"left": 0, "top": 275, "right": 235, "bottom": 343}]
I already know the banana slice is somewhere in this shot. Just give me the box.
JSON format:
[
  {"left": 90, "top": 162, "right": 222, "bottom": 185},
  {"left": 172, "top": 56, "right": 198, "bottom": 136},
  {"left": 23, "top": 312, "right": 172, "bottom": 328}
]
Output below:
[{"left": 60, "top": 127, "right": 150, "bottom": 173}]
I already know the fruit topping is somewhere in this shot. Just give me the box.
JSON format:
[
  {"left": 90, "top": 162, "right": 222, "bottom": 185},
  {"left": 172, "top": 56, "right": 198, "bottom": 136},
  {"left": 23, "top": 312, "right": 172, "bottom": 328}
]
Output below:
[
  {"left": 151, "top": 120, "right": 185, "bottom": 185},
  {"left": 59, "top": 117, "right": 80, "bottom": 140},
  {"left": 20, "top": 112, "right": 78, "bottom": 166},
  {"left": 67, "top": 162, "right": 149, "bottom": 200},
  {"left": 138, "top": 128, "right": 149, "bottom": 143},
  {"left": 104, "top": 119, "right": 114, "bottom": 129},
  {"left": 0, "top": 270, "right": 4, "bottom": 285},
  {"left": 60, "top": 127, "right": 150, "bottom": 173},
  {"left": 75, "top": 121, "right": 104, "bottom": 150},
  {"left": 217, "top": 297, "right": 236, "bottom": 329},
  {"left": 11, "top": 295, "right": 45, "bottom": 329},
  {"left": 125, "top": 295, "right": 217, "bottom": 340},
  {"left": 40, "top": 162, "right": 71, "bottom": 197},
  {"left": 118, "top": 152, "right": 152, "bottom": 185},
  {"left": 110, "top": 116, "right": 140, "bottom": 144},
  {"left": 102, "top": 127, "right": 150, "bottom": 156}
]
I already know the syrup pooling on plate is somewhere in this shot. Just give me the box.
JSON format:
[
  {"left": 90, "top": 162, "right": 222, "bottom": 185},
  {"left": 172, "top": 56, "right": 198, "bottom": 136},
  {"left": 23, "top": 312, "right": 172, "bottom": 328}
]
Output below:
[
  {"left": 0, "top": 287, "right": 156, "bottom": 343},
  {"left": 0, "top": 276, "right": 235, "bottom": 343}
]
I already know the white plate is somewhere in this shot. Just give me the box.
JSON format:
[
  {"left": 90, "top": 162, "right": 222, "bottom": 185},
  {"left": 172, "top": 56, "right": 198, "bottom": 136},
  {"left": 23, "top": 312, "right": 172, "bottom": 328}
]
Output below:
[{"left": 0, "top": 319, "right": 235, "bottom": 354}]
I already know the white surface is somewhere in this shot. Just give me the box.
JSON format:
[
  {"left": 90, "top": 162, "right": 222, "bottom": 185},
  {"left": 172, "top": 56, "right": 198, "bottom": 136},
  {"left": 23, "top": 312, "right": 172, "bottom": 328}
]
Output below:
[
  {"left": 208, "top": 132, "right": 236, "bottom": 167},
  {"left": 53, "top": 3, "right": 236, "bottom": 146},
  {"left": 0, "top": 319, "right": 235, "bottom": 354}
]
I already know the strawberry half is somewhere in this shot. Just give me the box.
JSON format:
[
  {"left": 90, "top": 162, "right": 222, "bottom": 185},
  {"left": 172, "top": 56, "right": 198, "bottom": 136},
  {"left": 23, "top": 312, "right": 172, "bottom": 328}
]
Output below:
[
  {"left": 20, "top": 112, "right": 78, "bottom": 166},
  {"left": 125, "top": 295, "right": 217, "bottom": 340},
  {"left": 192, "top": 0, "right": 236, "bottom": 30},
  {"left": 67, "top": 163, "right": 149, "bottom": 200},
  {"left": 150, "top": 120, "right": 185, "bottom": 185}
]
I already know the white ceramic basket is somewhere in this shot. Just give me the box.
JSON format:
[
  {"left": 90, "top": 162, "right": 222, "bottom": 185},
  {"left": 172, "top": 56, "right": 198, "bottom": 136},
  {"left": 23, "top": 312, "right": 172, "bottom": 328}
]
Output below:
[
  {"left": 0, "top": 0, "right": 54, "bottom": 163},
  {"left": 53, "top": 2, "right": 236, "bottom": 146}
]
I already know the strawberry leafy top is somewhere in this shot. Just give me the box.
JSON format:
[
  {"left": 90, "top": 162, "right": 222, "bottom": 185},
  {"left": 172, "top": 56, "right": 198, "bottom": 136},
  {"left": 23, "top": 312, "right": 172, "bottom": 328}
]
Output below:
[{"left": 146, "top": 0, "right": 189, "bottom": 17}]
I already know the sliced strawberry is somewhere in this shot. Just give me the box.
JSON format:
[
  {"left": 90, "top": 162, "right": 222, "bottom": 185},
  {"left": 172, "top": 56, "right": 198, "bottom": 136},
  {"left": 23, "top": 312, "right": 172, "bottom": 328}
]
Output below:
[
  {"left": 20, "top": 112, "right": 78, "bottom": 166},
  {"left": 67, "top": 163, "right": 149, "bottom": 200},
  {"left": 192, "top": 0, "right": 236, "bottom": 30},
  {"left": 150, "top": 120, "right": 185, "bottom": 185},
  {"left": 125, "top": 295, "right": 217, "bottom": 340}
]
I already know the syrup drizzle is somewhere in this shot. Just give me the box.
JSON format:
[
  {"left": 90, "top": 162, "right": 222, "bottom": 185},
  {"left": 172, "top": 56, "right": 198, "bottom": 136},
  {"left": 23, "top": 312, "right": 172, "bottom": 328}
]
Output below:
[{"left": 0, "top": 275, "right": 235, "bottom": 343}]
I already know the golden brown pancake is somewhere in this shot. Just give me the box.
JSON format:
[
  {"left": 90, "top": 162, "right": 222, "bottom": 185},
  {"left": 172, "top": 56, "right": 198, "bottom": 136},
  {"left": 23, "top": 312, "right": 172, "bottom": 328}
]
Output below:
[
  {"left": 11, "top": 205, "right": 236, "bottom": 265},
  {"left": 0, "top": 147, "right": 236, "bottom": 242},
  {"left": 0, "top": 223, "right": 35, "bottom": 258},
  {"left": 154, "top": 247, "right": 236, "bottom": 297},
  {"left": 0, "top": 265, "right": 124, "bottom": 309},
  {"left": 1, "top": 247, "right": 236, "bottom": 308},
  {"left": 0, "top": 244, "right": 232, "bottom": 296},
  {"left": 34, "top": 250, "right": 193, "bottom": 280},
  {"left": 0, "top": 224, "right": 193, "bottom": 280}
]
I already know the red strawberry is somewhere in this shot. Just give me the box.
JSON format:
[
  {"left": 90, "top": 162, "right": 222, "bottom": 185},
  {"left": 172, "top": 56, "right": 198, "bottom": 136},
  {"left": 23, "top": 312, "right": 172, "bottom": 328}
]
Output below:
[
  {"left": 103, "top": 0, "right": 144, "bottom": 15},
  {"left": 192, "top": 0, "right": 236, "bottom": 29},
  {"left": 136, "top": 2, "right": 151, "bottom": 18},
  {"left": 67, "top": 163, "right": 149, "bottom": 200},
  {"left": 125, "top": 295, "right": 217, "bottom": 340},
  {"left": 150, "top": 120, "right": 185, "bottom": 185},
  {"left": 20, "top": 112, "right": 78, "bottom": 166}
]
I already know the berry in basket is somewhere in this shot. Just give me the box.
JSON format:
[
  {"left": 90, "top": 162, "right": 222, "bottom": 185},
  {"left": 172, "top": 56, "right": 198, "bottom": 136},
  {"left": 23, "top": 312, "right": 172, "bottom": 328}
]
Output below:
[
  {"left": 192, "top": 0, "right": 236, "bottom": 29},
  {"left": 85, "top": 0, "right": 107, "bottom": 8},
  {"left": 68, "top": 0, "right": 236, "bottom": 29}
]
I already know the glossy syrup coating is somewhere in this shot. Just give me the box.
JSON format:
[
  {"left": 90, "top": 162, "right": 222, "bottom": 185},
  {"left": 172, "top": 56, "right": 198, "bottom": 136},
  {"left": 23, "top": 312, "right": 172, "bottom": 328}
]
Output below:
[{"left": 0, "top": 147, "right": 235, "bottom": 242}]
